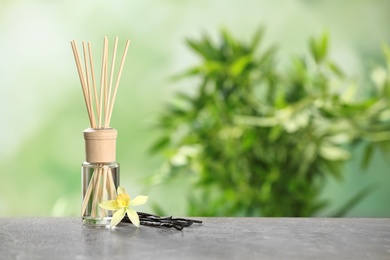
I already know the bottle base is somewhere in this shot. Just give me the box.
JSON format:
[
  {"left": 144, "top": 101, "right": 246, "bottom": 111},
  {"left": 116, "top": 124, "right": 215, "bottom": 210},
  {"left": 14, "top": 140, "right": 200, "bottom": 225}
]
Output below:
[{"left": 83, "top": 216, "right": 112, "bottom": 226}]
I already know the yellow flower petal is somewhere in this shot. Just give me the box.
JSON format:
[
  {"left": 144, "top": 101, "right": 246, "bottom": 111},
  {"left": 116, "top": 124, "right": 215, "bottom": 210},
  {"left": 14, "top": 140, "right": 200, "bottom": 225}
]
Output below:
[
  {"left": 126, "top": 208, "right": 140, "bottom": 228},
  {"left": 117, "top": 186, "right": 126, "bottom": 196},
  {"left": 99, "top": 200, "right": 119, "bottom": 211},
  {"left": 129, "top": 195, "right": 149, "bottom": 207},
  {"left": 110, "top": 208, "right": 126, "bottom": 227}
]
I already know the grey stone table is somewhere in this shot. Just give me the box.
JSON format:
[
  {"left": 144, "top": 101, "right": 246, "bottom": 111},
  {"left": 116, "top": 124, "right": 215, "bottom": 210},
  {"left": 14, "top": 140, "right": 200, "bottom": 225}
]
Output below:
[{"left": 0, "top": 217, "right": 389, "bottom": 260}]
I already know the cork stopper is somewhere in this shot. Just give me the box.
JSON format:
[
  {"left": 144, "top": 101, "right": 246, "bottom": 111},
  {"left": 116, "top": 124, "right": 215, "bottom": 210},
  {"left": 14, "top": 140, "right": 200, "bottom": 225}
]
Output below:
[{"left": 83, "top": 128, "right": 117, "bottom": 163}]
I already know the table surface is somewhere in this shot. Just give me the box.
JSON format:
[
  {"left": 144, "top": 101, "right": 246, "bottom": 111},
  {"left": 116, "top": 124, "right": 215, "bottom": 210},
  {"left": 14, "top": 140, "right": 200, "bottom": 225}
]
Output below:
[{"left": 0, "top": 217, "right": 389, "bottom": 260}]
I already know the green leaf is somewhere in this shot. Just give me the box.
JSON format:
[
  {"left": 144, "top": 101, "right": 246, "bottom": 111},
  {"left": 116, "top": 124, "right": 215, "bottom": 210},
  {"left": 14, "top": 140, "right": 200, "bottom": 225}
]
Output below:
[
  {"left": 149, "top": 136, "right": 170, "bottom": 154},
  {"left": 319, "top": 144, "right": 350, "bottom": 161},
  {"left": 250, "top": 27, "right": 265, "bottom": 52},
  {"left": 175, "top": 92, "right": 194, "bottom": 103},
  {"left": 327, "top": 61, "right": 345, "bottom": 78},
  {"left": 361, "top": 143, "right": 374, "bottom": 169},
  {"left": 221, "top": 28, "right": 236, "bottom": 49},
  {"left": 151, "top": 203, "right": 168, "bottom": 217},
  {"left": 268, "top": 125, "right": 282, "bottom": 142},
  {"left": 172, "top": 67, "right": 203, "bottom": 80},
  {"left": 363, "top": 131, "right": 390, "bottom": 142},
  {"left": 309, "top": 32, "right": 329, "bottom": 64},
  {"left": 320, "top": 32, "right": 329, "bottom": 60},
  {"left": 382, "top": 44, "right": 390, "bottom": 64},
  {"left": 257, "top": 45, "right": 277, "bottom": 67},
  {"left": 332, "top": 184, "right": 377, "bottom": 217},
  {"left": 203, "top": 61, "right": 224, "bottom": 74},
  {"left": 229, "top": 55, "right": 252, "bottom": 76},
  {"left": 186, "top": 35, "right": 218, "bottom": 60},
  {"left": 234, "top": 115, "right": 278, "bottom": 127},
  {"left": 321, "top": 159, "right": 343, "bottom": 180}
]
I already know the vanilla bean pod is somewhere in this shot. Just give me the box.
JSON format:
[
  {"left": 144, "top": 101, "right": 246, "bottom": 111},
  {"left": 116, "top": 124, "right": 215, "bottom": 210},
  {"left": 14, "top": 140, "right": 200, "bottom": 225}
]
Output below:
[{"left": 121, "top": 212, "right": 202, "bottom": 230}]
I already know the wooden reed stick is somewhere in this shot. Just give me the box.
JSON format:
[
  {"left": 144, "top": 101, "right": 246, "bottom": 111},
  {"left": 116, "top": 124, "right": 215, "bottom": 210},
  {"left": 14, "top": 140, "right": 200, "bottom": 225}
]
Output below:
[
  {"left": 104, "top": 39, "right": 109, "bottom": 128},
  {"left": 80, "top": 42, "right": 93, "bottom": 127},
  {"left": 100, "top": 170, "right": 108, "bottom": 218},
  {"left": 88, "top": 42, "right": 99, "bottom": 126},
  {"left": 70, "top": 40, "right": 94, "bottom": 127},
  {"left": 81, "top": 169, "right": 97, "bottom": 216},
  {"left": 105, "top": 37, "right": 119, "bottom": 128},
  {"left": 108, "top": 40, "right": 130, "bottom": 124},
  {"left": 98, "top": 37, "right": 108, "bottom": 128},
  {"left": 91, "top": 171, "right": 102, "bottom": 218},
  {"left": 107, "top": 168, "right": 117, "bottom": 199},
  {"left": 82, "top": 42, "right": 96, "bottom": 128}
]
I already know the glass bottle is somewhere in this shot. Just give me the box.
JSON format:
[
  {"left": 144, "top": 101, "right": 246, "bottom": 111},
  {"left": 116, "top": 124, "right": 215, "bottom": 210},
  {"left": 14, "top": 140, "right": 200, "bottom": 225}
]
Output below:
[{"left": 81, "top": 128, "right": 119, "bottom": 225}]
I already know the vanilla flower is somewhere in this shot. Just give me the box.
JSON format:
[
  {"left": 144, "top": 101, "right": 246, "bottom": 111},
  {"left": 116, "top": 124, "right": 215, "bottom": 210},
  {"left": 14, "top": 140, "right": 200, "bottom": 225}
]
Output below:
[{"left": 99, "top": 186, "right": 148, "bottom": 228}]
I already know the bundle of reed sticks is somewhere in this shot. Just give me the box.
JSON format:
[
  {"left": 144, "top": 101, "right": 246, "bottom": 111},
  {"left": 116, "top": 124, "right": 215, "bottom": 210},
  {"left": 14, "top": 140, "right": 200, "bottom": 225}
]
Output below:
[
  {"left": 71, "top": 37, "right": 130, "bottom": 220},
  {"left": 71, "top": 37, "right": 129, "bottom": 128}
]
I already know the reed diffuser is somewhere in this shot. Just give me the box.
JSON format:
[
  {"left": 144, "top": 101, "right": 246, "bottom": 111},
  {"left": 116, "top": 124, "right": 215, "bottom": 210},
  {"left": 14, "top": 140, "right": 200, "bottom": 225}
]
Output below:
[{"left": 71, "top": 37, "right": 130, "bottom": 225}]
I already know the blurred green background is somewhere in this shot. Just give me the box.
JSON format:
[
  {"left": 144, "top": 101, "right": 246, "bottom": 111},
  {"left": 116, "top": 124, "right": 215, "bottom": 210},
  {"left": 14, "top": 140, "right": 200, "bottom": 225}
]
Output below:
[{"left": 0, "top": 0, "right": 389, "bottom": 217}]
